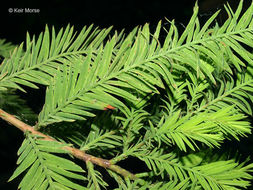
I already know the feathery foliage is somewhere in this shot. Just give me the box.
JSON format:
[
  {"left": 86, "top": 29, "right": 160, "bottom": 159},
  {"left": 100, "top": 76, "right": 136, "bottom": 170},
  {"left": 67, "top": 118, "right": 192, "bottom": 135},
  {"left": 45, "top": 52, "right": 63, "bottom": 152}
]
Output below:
[
  {"left": 8, "top": 133, "right": 86, "bottom": 190},
  {"left": 0, "top": 39, "right": 17, "bottom": 59},
  {"left": 1, "top": 0, "right": 253, "bottom": 189}
]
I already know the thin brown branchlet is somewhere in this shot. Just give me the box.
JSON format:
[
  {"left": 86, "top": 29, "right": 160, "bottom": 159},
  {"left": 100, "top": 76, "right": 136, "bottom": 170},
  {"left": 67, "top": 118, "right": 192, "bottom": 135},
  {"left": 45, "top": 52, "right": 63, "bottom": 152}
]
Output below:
[{"left": 0, "top": 108, "right": 137, "bottom": 180}]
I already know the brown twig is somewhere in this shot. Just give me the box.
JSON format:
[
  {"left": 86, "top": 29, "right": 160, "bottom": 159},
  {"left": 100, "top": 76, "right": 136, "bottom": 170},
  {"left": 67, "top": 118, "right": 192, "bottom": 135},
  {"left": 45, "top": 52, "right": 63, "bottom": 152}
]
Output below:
[{"left": 0, "top": 108, "right": 137, "bottom": 180}]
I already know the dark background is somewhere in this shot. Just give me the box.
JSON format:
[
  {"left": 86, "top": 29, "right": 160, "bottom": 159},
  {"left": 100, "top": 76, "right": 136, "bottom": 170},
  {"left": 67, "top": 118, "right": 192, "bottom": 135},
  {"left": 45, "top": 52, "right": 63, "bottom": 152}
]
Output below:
[
  {"left": 0, "top": 0, "right": 252, "bottom": 189},
  {"left": 1, "top": 0, "right": 242, "bottom": 45}
]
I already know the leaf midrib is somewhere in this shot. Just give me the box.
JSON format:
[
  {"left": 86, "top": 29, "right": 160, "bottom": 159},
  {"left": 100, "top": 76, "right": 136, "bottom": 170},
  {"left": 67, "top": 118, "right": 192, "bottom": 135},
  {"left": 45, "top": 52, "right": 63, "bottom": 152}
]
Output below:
[
  {"left": 144, "top": 153, "right": 225, "bottom": 188},
  {"left": 1, "top": 50, "right": 89, "bottom": 83}
]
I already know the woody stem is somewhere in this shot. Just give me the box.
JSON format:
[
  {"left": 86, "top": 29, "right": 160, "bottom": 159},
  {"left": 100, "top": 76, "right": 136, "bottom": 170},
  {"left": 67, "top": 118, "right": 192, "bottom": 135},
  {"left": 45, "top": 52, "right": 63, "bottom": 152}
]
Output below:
[{"left": 0, "top": 108, "right": 137, "bottom": 180}]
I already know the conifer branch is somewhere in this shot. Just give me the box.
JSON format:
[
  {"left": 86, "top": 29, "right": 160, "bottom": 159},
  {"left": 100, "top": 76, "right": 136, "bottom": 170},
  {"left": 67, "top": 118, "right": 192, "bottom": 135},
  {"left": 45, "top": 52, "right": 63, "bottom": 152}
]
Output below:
[{"left": 0, "top": 108, "right": 137, "bottom": 180}]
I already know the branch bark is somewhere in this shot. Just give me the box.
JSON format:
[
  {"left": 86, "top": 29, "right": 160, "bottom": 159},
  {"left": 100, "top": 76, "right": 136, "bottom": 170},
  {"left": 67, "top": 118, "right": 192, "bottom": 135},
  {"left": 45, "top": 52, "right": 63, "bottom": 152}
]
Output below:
[{"left": 0, "top": 108, "right": 137, "bottom": 180}]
